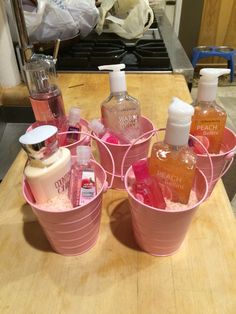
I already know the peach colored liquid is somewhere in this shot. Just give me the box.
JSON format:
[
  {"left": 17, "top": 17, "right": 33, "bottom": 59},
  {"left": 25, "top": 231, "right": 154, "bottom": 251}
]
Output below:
[
  {"left": 148, "top": 142, "right": 196, "bottom": 204},
  {"left": 190, "top": 103, "right": 226, "bottom": 154}
]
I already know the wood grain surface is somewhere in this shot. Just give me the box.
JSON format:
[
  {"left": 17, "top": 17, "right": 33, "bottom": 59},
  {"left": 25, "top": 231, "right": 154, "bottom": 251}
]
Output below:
[{"left": 0, "top": 73, "right": 236, "bottom": 314}]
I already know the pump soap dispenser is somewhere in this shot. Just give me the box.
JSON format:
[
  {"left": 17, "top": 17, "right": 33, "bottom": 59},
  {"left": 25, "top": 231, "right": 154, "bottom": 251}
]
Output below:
[
  {"left": 149, "top": 97, "right": 197, "bottom": 204},
  {"left": 98, "top": 64, "right": 141, "bottom": 142},
  {"left": 190, "top": 68, "right": 230, "bottom": 154}
]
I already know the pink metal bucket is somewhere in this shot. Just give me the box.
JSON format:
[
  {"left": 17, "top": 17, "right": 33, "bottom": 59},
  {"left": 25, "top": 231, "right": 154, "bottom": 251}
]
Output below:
[
  {"left": 22, "top": 132, "right": 115, "bottom": 256},
  {"left": 123, "top": 130, "right": 210, "bottom": 256},
  {"left": 94, "top": 116, "right": 155, "bottom": 189},
  {"left": 125, "top": 164, "right": 208, "bottom": 256},
  {"left": 196, "top": 127, "right": 236, "bottom": 197}
]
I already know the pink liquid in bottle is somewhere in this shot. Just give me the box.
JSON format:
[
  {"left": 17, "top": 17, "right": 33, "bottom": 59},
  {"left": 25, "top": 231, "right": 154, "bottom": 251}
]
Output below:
[
  {"left": 30, "top": 86, "right": 67, "bottom": 132},
  {"left": 132, "top": 159, "right": 166, "bottom": 209}
]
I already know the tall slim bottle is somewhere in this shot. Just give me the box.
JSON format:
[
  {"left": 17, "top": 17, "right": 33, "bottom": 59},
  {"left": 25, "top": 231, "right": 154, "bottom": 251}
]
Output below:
[
  {"left": 190, "top": 68, "right": 230, "bottom": 153},
  {"left": 19, "top": 125, "right": 71, "bottom": 204},
  {"left": 24, "top": 56, "right": 67, "bottom": 132},
  {"left": 149, "top": 97, "right": 197, "bottom": 204},
  {"left": 98, "top": 64, "right": 141, "bottom": 142}
]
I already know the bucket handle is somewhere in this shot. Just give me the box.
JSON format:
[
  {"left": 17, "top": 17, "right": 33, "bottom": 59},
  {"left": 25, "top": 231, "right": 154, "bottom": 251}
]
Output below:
[
  {"left": 213, "top": 151, "right": 235, "bottom": 182},
  {"left": 59, "top": 131, "right": 115, "bottom": 189},
  {"left": 120, "top": 128, "right": 159, "bottom": 181},
  {"left": 120, "top": 128, "right": 214, "bottom": 201}
]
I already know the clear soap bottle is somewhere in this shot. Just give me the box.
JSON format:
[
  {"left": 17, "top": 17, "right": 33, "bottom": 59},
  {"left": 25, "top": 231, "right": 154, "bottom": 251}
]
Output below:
[
  {"left": 148, "top": 97, "right": 197, "bottom": 205},
  {"left": 68, "top": 146, "right": 96, "bottom": 207},
  {"left": 19, "top": 125, "right": 71, "bottom": 204},
  {"left": 190, "top": 68, "right": 230, "bottom": 153},
  {"left": 98, "top": 64, "right": 141, "bottom": 142},
  {"left": 24, "top": 56, "right": 67, "bottom": 132}
]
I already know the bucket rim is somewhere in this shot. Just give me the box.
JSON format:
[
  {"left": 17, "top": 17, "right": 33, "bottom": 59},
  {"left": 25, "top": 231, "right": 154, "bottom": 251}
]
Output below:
[
  {"left": 91, "top": 115, "right": 155, "bottom": 147},
  {"left": 124, "top": 165, "right": 208, "bottom": 213},
  {"left": 23, "top": 159, "right": 107, "bottom": 214}
]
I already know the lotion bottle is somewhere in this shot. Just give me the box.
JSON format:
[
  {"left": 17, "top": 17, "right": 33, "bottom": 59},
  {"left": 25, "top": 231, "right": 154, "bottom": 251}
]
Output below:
[
  {"left": 98, "top": 64, "right": 141, "bottom": 142},
  {"left": 190, "top": 68, "right": 230, "bottom": 153},
  {"left": 149, "top": 97, "right": 197, "bottom": 204},
  {"left": 19, "top": 125, "right": 71, "bottom": 204}
]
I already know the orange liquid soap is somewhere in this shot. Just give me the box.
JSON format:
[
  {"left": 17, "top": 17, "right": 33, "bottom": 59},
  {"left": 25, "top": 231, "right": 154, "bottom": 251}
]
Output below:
[
  {"left": 190, "top": 68, "right": 230, "bottom": 154},
  {"left": 149, "top": 97, "right": 197, "bottom": 205}
]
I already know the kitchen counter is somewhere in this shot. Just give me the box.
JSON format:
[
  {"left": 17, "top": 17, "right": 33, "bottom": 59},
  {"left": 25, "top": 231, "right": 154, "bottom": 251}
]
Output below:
[{"left": 0, "top": 73, "right": 236, "bottom": 314}]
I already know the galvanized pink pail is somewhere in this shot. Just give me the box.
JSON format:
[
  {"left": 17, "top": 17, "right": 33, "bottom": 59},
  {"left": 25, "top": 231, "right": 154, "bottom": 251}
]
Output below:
[
  {"left": 196, "top": 127, "right": 236, "bottom": 197},
  {"left": 22, "top": 132, "right": 115, "bottom": 256},
  {"left": 123, "top": 130, "right": 210, "bottom": 256},
  {"left": 94, "top": 116, "right": 155, "bottom": 189}
]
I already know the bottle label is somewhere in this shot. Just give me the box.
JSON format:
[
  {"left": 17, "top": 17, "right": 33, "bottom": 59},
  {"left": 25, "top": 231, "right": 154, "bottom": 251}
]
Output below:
[
  {"left": 67, "top": 126, "right": 81, "bottom": 144},
  {"left": 195, "top": 120, "right": 220, "bottom": 136},
  {"left": 54, "top": 171, "right": 70, "bottom": 194},
  {"left": 79, "top": 169, "right": 96, "bottom": 206}
]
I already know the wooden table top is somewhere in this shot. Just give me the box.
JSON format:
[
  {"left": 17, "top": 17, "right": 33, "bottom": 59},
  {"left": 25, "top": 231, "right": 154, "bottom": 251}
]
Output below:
[{"left": 0, "top": 73, "right": 236, "bottom": 314}]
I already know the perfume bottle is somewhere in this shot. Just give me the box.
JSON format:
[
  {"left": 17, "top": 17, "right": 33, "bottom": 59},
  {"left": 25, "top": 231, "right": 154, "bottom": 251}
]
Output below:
[
  {"left": 132, "top": 159, "right": 166, "bottom": 209},
  {"left": 88, "top": 119, "right": 127, "bottom": 144},
  {"left": 66, "top": 106, "right": 81, "bottom": 145},
  {"left": 99, "top": 64, "right": 141, "bottom": 142},
  {"left": 149, "top": 97, "right": 197, "bottom": 204},
  {"left": 190, "top": 68, "right": 230, "bottom": 154},
  {"left": 68, "top": 146, "right": 96, "bottom": 207},
  {"left": 24, "top": 56, "right": 67, "bottom": 132},
  {"left": 19, "top": 125, "right": 71, "bottom": 204}
]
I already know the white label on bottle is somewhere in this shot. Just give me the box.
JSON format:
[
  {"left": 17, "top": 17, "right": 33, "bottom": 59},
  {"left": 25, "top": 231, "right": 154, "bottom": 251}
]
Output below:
[{"left": 79, "top": 169, "right": 96, "bottom": 205}]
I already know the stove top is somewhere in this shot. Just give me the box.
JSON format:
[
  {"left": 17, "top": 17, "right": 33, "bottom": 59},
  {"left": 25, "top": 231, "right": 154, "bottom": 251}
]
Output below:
[{"left": 56, "top": 27, "right": 172, "bottom": 72}]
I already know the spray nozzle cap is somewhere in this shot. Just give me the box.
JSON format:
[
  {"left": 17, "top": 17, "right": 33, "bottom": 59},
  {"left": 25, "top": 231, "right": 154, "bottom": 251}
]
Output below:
[
  {"left": 76, "top": 145, "right": 91, "bottom": 165},
  {"left": 98, "top": 63, "right": 126, "bottom": 93}
]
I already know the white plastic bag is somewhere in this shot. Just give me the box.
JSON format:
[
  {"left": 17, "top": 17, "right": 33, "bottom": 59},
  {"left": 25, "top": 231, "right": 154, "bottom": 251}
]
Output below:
[
  {"left": 95, "top": 0, "right": 154, "bottom": 39},
  {"left": 6, "top": 0, "right": 99, "bottom": 43}
]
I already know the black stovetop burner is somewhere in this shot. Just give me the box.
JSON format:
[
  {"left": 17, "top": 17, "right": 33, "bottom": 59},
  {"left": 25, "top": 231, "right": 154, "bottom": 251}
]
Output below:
[{"left": 56, "top": 37, "right": 172, "bottom": 72}]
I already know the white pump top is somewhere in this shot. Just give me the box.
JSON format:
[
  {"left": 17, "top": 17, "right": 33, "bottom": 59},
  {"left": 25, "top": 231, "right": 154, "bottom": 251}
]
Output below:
[
  {"left": 197, "top": 68, "right": 230, "bottom": 102},
  {"left": 165, "top": 97, "right": 194, "bottom": 146},
  {"left": 98, "top": 64, "right": 127, "bottom": 93}
]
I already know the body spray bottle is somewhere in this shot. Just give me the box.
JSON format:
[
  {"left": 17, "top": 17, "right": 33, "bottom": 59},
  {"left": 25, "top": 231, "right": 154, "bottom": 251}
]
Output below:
[{"left": 24, "top": 57, "right": 67, "bottom": 132}]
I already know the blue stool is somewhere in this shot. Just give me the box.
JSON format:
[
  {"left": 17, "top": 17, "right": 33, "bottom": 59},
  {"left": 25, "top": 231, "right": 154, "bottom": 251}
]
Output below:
[{"left": 192, "top": 46, "right": 235, "bottom": 82}]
